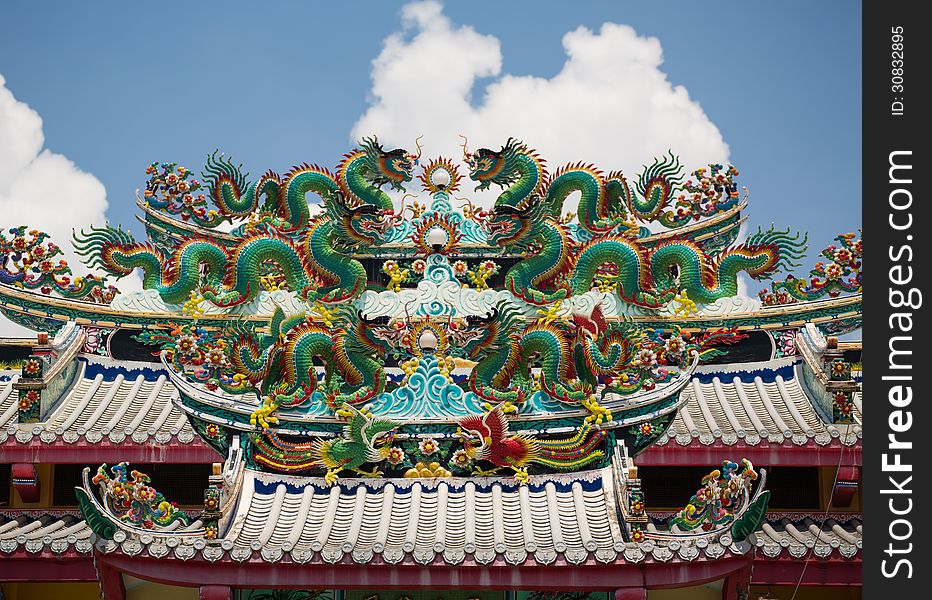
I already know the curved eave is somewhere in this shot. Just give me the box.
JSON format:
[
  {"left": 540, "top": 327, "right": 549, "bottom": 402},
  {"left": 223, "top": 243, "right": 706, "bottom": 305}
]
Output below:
[
  {"left": 167, "top": 354, "right": 697, "bottom": 434},
  {"left": 1, "top": 356, "right": 215, "bottom": 463},
  {"left": 0, "top": 281, "right": 862, "bottom": 333},
  {"left": 135, "top": 197, "right": 746, "bottom": 253},
  {"left": 137, "top": 198, "right": 239, "bottom": 244}
]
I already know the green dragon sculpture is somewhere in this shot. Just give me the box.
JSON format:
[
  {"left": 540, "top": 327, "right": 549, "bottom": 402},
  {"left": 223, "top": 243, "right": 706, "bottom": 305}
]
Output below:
[
  {"left": 74, "top": 189, "right": 399, "bottom": 307},
  {"left": 468, "top": 139, "right": 806, "bottom": 307},
  {"left": 228, "top": 306, "right": 394, "bottom": 408},
  {"left": 459, "top": 301, "right": 691, "bottom": 408},
  {"left": 464, "top": 137, "right": 740, "bottom": 233},
  {"left": 149, "top": 136, "right": 420, "bottom": 233}
]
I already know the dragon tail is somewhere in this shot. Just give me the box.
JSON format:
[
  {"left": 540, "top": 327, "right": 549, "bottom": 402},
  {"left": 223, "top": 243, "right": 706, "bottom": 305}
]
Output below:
[
  {"left": 202, "top": 150, "right": 254, "bottom": 217},
  {"left": 73, "top": 225, "right": 146, "bottom": 276},
  {"left": 631, "top": 151, "right": 683, "bottom": 221},
  {"left": 731, "top": 226, "right": 808, "bottom": 279}
]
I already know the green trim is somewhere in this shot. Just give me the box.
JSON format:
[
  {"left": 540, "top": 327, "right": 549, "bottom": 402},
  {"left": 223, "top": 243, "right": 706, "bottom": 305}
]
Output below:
[
  {"left": 731, "top": 490, "right": 771, "bottom": 542},
  {"left": 75, "top": 486, "right": 117, "bottom": 540}
]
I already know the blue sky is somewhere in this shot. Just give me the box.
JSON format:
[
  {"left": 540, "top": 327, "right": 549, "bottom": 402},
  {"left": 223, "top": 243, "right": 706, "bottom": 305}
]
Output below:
[{"left": 0, "top": 1, "right": 860, "bottom": 265}]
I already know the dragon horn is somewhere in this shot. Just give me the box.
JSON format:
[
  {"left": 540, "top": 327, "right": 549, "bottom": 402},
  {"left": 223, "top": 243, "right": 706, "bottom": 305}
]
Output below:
[
  {"left": 398, "top": 193, "right": 417, "bottom": 217},
  {"left": 403, "top": 299, "right": 417, "bottom": 325},
  {"left": 414, "top": 135, "right": 424, "bottom": 161},
  {"left": 459, "top": 134, "right": 470, "bottom": 161},
  {"left": 459, "top": 198, "right": 477, "bottom": 214}
]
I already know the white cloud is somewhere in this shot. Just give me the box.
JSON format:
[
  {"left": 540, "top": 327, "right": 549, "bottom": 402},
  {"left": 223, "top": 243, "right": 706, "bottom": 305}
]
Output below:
[
  {"left": 0, "top": 74, "right": 140, "bottom": 337},
  {"left": 353, "top": 1, "right": 730, "bottom": 210}
]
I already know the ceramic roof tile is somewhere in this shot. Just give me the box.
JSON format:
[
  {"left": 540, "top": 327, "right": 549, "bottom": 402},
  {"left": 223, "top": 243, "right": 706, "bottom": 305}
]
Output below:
[
  {"left": 655, "top": 365, "right": 860, "bottom": 448},
  {"left": 0, "top": 358, "right": 195, "bottom": 446}
]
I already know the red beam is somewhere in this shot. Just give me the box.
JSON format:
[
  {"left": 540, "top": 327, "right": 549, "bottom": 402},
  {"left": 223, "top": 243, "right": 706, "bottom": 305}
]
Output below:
[
  {"left": 97, "top": 553, "right": 752, "bottom": 591},
  {"left": 0, "top": 438, "right": 219, "bottom": 463},
  {"left": 638, "top": 442, "right": 861, "bottom": 467},
  {"left": 0, "top": 553, "right": 96, "bottom": 582},
  {"left": 751, "top": 559, "right": 862, "bottom": 586}
]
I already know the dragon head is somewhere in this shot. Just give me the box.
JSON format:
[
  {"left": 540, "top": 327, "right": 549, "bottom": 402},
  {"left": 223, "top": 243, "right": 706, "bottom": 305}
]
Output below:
[
  {"left": 359, "top": 136, "right": 420, "bottom": 192},
  {"left": 460, "top": 302, "right": 523, "bottom": 360},
  {"left": 444, "top": 313, "right": 488, "bottom": 354},
  {"left": 463, "top": 137, "right": 526, "bottom": 192},
  {"left": 326, "top": 192, "right": 396, "bottom": 246},
  {"left": 352, "top": 310, "right": 405, "bottom": 357},
  {"left": 482, "top": 197, "right": 545, "bottom": 248}
]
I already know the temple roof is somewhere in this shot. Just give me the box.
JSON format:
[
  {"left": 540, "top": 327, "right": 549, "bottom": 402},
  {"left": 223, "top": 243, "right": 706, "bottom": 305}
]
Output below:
[
  {"left": 654, "top": 361, "right": 861, "bottom": 449},
  {"left": 0, "top": 511, "right": 203, "bottom": 557},
  {"left": 1, "top": 357, "right": 207, "bottom": 454},
  {"left": 0, "top": 512, "right": 92, "bottom": 556},
  {"left": 749, "top": 516, "right": 861, "bottom": 560},
  {"left": 221, "top": 468, "right": 630, "bottom": 566},
  {"left": 0, "top": 508, "right": 862, "bottom": 564}
]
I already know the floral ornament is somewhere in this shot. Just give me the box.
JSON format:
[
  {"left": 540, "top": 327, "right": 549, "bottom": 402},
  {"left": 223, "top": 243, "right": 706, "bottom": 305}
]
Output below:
[
  {"left": 0, "top": 226, "right": 119, "bottom": 303},
  {"left": 451, "top": 449, "right": 474, "bottom": 469},
  {"left": 92, "top": 462, "right": 190, "bottom": 529},
  {"left": 833, "top": 392, "right": 855, "bottom": 422},
  {"left": 757, "top": 287, "right": 795, "bottom": 306},
  {"left": 418, "top": 438, "right": 440, "bottom": 455},
  {"left": 204, "top": 524, "right": 219, "bottom": 540},
  {"left": 767, "top": 231, "right": 862, "bottom": 302},
  {"left": 634, "top": 349, "right": 657, "bottom": 369},
  {"left": 823, "top": 263, "right": 843, "bottom": 280},
  {"left": 203, "top": 493, "right": 220, "bottom": 512},
  {"left": 18, "top": 389, "right": 42, "bottom": 421},
  {"left": 629, "top": 526, "right": 646, "bottom": 543},
  {"left": 411, "top": 259, "right": 427, "bottom": 275},
  {"left": 385, "top": 447, "right": 406, "bottom": 465},
  {"left": 205, "top": 347, "right": 228, "bottom": 368},
  {"left": 628, "top": 419, "right": 662, "bottom": 448},
  {"left": 669, "top": 459, "right": 758, "bottom": 531},
  {"left": 653, "top": 160, "right": 742, "bottom": 228},
  {"left": 664, "top": 336, "right": 685, "bottom": 357},
  {"left": 135, "top": 322, "right": 249, "bottom": 396},
  {"left": 82, "top": 327, "right": 115, "bottom": 357},
  {"left": 453, "top": 260, "right": 468, "bottom": 276},
  {"left": 22, "top": 358, "right": 43, "bottom": 378},
  {"left": 204, "top": 423, "right": 221, "bottom": 439},
  {"left": 772, "top": 330, "right": 797, "bottom": 358},
  {"left": 176, "top": 334, "right": 199, "bottom": 357},
  {"left": 830, "top": 359, "right": 851, "bottom": 380},
  {"left": 143, "top": 161, "right": 215, "bottom": 224}
]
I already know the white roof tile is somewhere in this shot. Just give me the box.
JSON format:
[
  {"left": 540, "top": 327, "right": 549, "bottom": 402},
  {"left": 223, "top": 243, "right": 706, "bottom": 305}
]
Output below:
[
  {"left": 655, "top": 365, "right": 861, "bottom": 447},
  {"left": 0, "top": 357, "right": 195, "bottom": 445}
]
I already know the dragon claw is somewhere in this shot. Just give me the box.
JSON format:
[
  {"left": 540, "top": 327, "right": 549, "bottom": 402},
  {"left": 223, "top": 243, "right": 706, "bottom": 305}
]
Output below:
[
  {"left": 352, "top": 467, "right": 383, "bottom": 478},
  {"left": 473, "top": 466, "right": 502, "bottom": 477},
  {"left": 324, "top": 469, "right": 340, "bottom": 486},
  {"left": 250, "top": 397, "right": 279, "bottom": 430},
  {"left": 513, "top": 468, "right": 530, "bottom": 485}
]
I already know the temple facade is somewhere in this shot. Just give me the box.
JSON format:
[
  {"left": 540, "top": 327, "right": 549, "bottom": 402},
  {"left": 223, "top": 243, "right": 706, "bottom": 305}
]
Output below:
[{"left": 0, "top": 139, "right": 862, "bottom": 600}]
